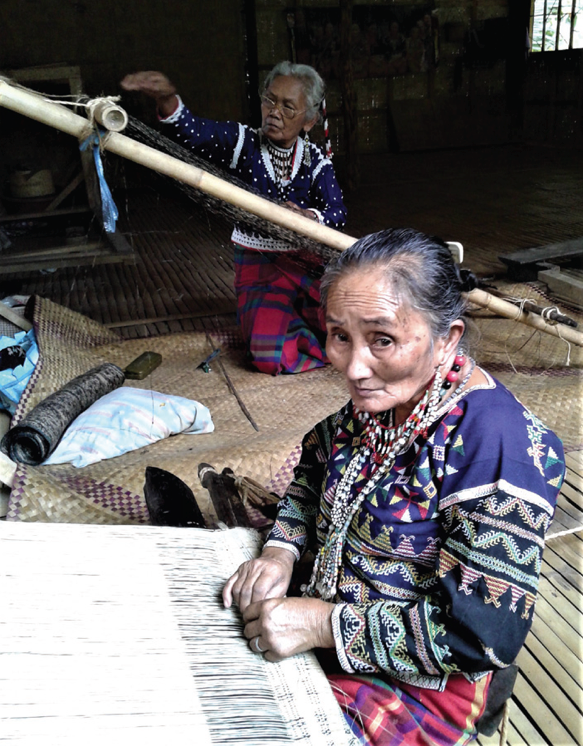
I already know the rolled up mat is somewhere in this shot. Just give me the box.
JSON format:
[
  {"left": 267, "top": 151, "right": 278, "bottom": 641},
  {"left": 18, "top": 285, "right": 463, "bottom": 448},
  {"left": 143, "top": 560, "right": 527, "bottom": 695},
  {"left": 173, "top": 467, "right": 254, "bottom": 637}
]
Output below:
[{"left": 2, "top": 362, "right": 125, "bottom": 465}]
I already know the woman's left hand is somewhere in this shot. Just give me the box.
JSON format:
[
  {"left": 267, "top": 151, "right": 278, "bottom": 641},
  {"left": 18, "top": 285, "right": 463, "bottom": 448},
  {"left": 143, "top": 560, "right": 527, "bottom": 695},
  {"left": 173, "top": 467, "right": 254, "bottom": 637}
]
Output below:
[
  {"left": 284, "top": 201, "right": 319, "bottom": 221},
  {"left": 242, "top": 596, "right": 335, "bottom": 661}
]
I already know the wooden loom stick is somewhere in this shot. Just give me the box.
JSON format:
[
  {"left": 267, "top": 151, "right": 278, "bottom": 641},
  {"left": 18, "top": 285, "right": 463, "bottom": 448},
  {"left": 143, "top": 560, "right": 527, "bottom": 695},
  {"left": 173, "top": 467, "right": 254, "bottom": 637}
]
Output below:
[
  {"left": 468, "top": 288, "right": 583, "bottom": 348},
  {"left": 1, "top": 79, "right": 581, "bottom": 347}
]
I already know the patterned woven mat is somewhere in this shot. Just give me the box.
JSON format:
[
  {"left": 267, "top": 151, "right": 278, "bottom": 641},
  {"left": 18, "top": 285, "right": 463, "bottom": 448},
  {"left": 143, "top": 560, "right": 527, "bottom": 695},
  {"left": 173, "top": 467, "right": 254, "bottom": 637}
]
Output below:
[
  {"left": 6, "top": 287, "right": 582, "bottom": 524},
  {"left": 7, "top": 296, "right": 349, "bottom": 524}
]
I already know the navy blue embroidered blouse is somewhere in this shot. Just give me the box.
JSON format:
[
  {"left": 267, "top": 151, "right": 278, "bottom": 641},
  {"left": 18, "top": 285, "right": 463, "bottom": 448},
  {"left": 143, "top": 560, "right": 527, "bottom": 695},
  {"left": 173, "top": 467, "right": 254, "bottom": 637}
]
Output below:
[
  {"left": 265, "top": 371, "right": 565, "bottom": 690},
  {"left": 160, "top": 97, "right": 347, "bottom": 252}
]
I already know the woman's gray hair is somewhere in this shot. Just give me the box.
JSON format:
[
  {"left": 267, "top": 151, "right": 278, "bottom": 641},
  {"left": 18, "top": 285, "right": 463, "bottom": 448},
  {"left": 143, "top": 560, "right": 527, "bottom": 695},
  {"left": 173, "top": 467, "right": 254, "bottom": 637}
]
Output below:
[
  {"left": 262, "top": 61, "right": 325, "bottom": 123},
  {"left": 321, "top": 228, "right": 476, "bottom": 349}
]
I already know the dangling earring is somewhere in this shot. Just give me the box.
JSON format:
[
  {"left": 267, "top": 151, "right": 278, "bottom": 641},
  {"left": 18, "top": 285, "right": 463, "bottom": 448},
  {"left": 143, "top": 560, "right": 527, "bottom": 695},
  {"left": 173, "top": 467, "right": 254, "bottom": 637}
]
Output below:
[{"left": 303, "top": 131, "right": 311, "bottom": 167}]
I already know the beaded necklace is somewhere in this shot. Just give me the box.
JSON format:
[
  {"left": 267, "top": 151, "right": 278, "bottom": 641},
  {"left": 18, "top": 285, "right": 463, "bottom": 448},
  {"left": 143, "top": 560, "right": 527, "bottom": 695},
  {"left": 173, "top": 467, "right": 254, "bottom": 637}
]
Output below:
[
  {"left": 304, "top": 356, "right": 475, "bottom": 601},
  {"left": 265, "top": 140, "right": 295, "bottom": 200}
]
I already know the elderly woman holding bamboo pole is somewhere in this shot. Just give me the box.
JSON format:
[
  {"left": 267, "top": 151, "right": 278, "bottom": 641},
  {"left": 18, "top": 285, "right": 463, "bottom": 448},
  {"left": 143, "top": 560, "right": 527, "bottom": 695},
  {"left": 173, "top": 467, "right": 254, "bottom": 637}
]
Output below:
[{"left": 121, "top": 62, "right": 347, "bottom": 376}]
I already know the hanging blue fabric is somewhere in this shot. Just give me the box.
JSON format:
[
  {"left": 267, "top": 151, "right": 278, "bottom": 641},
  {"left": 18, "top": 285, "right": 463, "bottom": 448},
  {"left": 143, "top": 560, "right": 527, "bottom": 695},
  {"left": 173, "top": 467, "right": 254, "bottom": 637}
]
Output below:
[{"left": 79, "top": 129, "right": 118, "bottom": 233}]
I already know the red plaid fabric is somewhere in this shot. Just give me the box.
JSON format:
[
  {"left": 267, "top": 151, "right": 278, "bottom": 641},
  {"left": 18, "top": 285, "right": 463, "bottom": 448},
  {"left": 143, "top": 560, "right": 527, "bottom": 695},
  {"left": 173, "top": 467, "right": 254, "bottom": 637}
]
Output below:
[
  {"left": 328, "top": 672, "right": 491, "bottom": 746},
  {"left": 234, "top": 246, "right": 328, "bottom": 375}
]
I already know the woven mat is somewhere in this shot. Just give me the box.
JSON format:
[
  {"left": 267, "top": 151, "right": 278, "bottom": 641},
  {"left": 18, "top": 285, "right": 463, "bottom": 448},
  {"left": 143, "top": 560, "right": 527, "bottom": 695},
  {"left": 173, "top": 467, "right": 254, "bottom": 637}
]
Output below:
[
  {"left": 7, "top": 296, "right": 350, "bottom": 524},
  {"left": 6, "top": 287, "right": 582, "bottom": 524}
]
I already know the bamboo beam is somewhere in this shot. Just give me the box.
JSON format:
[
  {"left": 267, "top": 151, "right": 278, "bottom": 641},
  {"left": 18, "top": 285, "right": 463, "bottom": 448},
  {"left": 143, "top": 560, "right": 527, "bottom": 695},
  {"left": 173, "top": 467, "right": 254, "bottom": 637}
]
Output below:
[
  {"left": 1, "top": 79, "right": 581, "bottom": 348},
  {"left": 468, "top": 288, "right": 583, "bottom": 348},
  {"left": 0, "top": 79, "right": 353, "bottom": 252}
]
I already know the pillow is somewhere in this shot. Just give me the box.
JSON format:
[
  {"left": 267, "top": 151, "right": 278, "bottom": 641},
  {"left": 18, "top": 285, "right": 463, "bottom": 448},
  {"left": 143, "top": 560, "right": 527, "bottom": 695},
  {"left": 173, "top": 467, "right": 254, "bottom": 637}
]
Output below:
[{"left": 44, "top": 387, "right": 214, "bottom": 468}]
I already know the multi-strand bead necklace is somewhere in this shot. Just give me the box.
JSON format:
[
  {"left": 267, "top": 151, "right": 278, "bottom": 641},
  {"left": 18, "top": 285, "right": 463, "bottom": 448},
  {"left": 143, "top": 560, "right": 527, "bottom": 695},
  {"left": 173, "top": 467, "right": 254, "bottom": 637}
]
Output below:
[
  {"left": 265, "top": 140, "right": 294, "bottom": 201},
  {"left": 304, "top": 353, "right": 475, "bottom": 601}
]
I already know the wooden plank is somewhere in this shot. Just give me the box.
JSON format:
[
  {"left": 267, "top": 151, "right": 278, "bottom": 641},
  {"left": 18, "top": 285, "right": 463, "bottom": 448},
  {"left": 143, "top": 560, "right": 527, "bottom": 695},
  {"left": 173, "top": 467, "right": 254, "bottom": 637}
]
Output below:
[
  {"left": 538, "top": 268, "right": 583, "bottom": 310},
  {"left": 499, "top": 238, "right": 583, "bottom": 282},
  {"left": 553, "top": 495, "right": 583, "bottom": 526},
  {"left": 106, "top": 229, "right": 135, "bottom": 256},
  {"left": 516, "top": 647, "right": 582, "bottom": 743},
  {"left": 560, "top": 481, "right": 583, "bottom": 511},
  {"left": 538, "top": 570, "right": 582, "bottom": 624},
  {"left": 507, "top": 695, "right": 552, "bottom": 745},
  {"left": 0, "top": 205, "right": 90, "bottom": 222},
  {"left": 565, "top": 452, "right": 583, "bottom": 474},
  {"left": 0, "top": 250, "right": 134, "bottom": 274},
  {"left": 543, "top": 544, "right": 583, "bottom": 592},
  {"left": 0, "top": 302, "right": 32, "bottom": 331},
  {"left": 512, "top": 673, "right": 575, "bottom": 745},
  {"left": 545, "top": 535, "right": 583, "bottom": 578},
  {"left": 541, "top": 557, "right": 583, "bottom": 607},
  {"left": 522, "top": 627, "right": 582, "bottom": 714},
  {"left": 532, "top": 595, "right": 582, "bottom": 662},
  {"left": 549, "top": 505, "right": 582, "bottom": 534}
]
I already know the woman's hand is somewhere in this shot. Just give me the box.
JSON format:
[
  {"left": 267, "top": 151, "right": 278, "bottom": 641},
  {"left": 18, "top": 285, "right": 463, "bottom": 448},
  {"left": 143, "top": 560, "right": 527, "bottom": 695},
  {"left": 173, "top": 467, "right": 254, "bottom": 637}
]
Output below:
[
  {"left": 120, "top": 71, "right": 178, "bottom": 117},
  {"left": 222, "top": 546, "right": 295, "bottom": 614},
  {"left": 284, "top": 201, "right": 319, "bottom": 221},
  {"left": 242, "top": 596, "right": 335, "bottom": 661}
]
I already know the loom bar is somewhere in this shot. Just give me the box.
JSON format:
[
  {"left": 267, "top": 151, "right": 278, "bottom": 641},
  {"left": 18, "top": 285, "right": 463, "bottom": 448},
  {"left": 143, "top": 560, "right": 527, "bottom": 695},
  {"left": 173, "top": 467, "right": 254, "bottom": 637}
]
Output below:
[{"left": 1, "top": 79, "right": 580, "bottom": 347}]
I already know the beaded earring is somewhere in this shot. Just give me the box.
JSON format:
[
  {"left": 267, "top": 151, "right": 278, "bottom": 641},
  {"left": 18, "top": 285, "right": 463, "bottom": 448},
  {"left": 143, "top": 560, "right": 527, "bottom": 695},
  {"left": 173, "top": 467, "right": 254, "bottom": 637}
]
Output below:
[
  {"left": 441, "top": 352, "right": 466, "bottom": 392},
  {"left": 303, "top": 131, "right": 311, "bottom": 167}
]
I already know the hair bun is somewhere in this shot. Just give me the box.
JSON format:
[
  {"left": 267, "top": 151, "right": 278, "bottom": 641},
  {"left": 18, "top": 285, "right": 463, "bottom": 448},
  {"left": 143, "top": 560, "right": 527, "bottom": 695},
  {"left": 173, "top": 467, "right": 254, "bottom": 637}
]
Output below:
[{"left": 459, "top": 268, "right": 478, "bottom": 292}]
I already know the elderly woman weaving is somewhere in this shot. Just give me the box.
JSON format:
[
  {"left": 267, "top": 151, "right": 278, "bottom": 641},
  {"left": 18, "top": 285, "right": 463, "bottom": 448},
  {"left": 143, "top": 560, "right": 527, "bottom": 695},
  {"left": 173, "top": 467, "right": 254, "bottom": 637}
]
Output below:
[
  {"left": 121, "top": 62, "right": 346, "bottom": 375},
  {"left": 223, "top": 228, "right": 565, "bottom": 745}
]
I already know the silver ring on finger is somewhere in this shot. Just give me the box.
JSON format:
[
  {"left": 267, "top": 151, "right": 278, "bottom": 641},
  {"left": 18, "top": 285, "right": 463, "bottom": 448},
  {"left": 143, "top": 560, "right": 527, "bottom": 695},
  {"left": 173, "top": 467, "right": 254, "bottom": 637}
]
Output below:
[{"left": 252, "top": 636, "right": 266, "bottom": 654}]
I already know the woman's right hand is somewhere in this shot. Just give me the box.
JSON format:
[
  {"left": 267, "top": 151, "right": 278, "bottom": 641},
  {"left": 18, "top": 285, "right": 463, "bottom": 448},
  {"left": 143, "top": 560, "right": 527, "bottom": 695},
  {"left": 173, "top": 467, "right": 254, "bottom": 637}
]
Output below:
[
  {"left": 120, "top": 71, "right": 178, "bottom": 117},
  {"left": 222, "top": 546, "right": 295, "bottom": 614}
]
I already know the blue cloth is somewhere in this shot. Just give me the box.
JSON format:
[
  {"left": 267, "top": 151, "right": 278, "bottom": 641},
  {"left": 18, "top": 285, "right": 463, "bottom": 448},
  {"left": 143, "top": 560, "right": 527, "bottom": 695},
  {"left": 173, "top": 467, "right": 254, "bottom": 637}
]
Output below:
[
  {"left": 79, "top": 132, "right": 118, "bottom": 233},
  {"left": 266, "top": 371, "right": 565, "bottom": 690},
  {"left": 161, "top": 100, "right": 346, "bottom": 251},
  {"left": 0, "top": 329, "right": 38, "bottom": 415}
]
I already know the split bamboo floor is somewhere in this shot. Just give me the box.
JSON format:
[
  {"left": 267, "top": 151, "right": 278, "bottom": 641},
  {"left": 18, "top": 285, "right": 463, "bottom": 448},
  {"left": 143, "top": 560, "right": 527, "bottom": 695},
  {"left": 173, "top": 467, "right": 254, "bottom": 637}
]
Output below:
[
  {"left": 474, "top": 453, "right": 583, "bottom": 746},
  {"left": 3, "top": 143, "right": 583, "bottom": 745}
]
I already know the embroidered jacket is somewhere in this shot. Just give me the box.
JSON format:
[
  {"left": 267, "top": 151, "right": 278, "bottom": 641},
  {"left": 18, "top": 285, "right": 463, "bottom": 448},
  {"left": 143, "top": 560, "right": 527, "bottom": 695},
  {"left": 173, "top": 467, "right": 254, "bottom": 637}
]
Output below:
[
  {"left": 160, "top": 97, "right": 347, "bottom": 251},
  {"left": 265, "top": 371, "right": 565, "bottom": 690}
]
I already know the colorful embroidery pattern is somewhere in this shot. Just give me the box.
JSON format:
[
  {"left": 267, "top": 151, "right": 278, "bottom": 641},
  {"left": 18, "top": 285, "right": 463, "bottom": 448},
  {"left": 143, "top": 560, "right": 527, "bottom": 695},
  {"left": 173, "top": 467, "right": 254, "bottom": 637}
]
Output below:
[{"left": 266, "top": 376, "right": 565, "bottom": 689}]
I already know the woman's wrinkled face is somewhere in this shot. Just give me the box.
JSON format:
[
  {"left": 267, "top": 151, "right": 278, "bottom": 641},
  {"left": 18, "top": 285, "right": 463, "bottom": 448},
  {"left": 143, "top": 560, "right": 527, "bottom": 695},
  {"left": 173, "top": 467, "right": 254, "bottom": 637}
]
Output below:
[
  {"left": 261, "top": 76, "right": 317, "bottom": 149},
  {"left": 325, "top": 268, "right": 449, "bottom": 417}
]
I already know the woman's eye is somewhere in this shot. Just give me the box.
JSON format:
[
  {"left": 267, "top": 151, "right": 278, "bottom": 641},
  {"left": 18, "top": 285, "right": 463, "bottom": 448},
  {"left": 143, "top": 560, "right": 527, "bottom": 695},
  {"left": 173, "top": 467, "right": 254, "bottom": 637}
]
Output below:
[
  {"left": 331, "top": 331, "right": 348, "bottom": 343},
  {"left": 374, "top": 336, "right": 392, "bottom": 348}
]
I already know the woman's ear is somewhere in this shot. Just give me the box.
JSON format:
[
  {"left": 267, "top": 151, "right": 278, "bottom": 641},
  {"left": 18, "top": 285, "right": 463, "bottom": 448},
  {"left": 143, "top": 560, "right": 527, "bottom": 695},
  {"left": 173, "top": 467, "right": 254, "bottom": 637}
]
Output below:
[
  {"left": 445, "top": 320, "right": 465, "bottom": 355},
  {"left": 302, "top": 115, "right": 319, "bottom": 134}
]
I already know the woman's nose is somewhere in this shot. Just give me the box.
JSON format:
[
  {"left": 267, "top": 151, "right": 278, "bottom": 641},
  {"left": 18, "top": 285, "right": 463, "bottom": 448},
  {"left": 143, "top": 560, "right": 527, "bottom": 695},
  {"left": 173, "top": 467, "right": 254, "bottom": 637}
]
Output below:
[
  {"left": 346, "top": 346, "right": 372, "bottom": 380},
  {"left": 270, "top": 104, "right": 284, "bottom": 119}
]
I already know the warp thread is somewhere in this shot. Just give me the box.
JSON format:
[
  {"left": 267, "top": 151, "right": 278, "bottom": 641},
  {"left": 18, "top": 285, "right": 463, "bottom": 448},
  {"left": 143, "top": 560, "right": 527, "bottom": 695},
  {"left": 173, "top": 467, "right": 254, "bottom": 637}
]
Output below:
[{"left": 1, "top": 362, "right": 125, "bottom": 465}]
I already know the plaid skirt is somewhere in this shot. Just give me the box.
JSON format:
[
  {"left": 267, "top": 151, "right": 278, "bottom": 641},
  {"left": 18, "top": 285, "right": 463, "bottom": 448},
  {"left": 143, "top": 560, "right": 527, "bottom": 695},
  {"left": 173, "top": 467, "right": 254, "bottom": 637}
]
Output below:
[
  {"left": 328, "top": 672, "right": 491, "bottom": 746},
  {"left": 233, "top": 246, "right": 328, "bottom": 375}
]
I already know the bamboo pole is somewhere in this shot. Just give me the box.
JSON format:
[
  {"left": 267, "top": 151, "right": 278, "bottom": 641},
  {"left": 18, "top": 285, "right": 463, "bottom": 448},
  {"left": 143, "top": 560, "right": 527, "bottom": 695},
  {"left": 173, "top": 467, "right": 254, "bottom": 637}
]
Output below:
[
  {"left": 468, "top": 288, "right": 583, "bottom": 347},
  {"left": 1, "top": 79, "right": 581, "bottom": 348},
  {"left": 0, "top": 79, "right": 353, "bottom": 252}
]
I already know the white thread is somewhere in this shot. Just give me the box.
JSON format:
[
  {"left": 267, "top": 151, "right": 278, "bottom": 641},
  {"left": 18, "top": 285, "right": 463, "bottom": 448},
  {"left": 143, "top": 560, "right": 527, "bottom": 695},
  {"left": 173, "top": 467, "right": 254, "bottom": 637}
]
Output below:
[{"left": 546, "top": 525, "right": 582, "bottom": 540}]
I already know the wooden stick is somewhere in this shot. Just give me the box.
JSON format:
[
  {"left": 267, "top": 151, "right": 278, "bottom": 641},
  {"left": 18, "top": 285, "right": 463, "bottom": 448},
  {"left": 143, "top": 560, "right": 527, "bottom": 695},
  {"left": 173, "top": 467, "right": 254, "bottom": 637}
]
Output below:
[
  {"left": 205, "top": 332, "right": 259, "bottom": 431},
  {"left": 0, "top": 302, "right": 32, "bottom": 331},
  {"left": 467, "top": 288, "right": 583, "bottom": 348},
  {"left": 488, "top": 292, "right": 578, "bottom": 328},
  {"left": 1, "top": 80, "right": 580, "bottom": 347}
]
